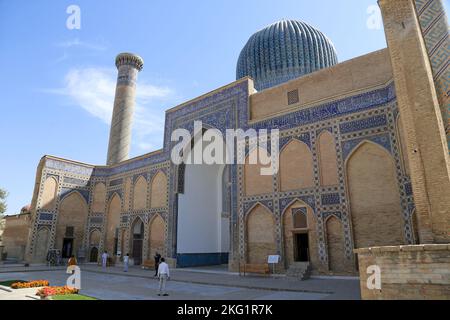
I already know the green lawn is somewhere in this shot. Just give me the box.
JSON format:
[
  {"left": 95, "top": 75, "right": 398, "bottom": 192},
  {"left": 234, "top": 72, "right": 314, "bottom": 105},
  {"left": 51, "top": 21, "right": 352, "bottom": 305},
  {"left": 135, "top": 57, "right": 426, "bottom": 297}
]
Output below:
[
  {"left": 0, "top": 280, "right": 25, "bottom": 287},
  {"left": 51, "top": 294, "right": 98, "bottom": 300}
]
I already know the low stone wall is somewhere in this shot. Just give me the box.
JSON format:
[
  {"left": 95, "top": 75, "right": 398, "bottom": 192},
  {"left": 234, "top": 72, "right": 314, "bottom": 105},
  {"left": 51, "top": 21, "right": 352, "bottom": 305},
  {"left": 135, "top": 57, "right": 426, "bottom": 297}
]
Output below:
[
  {"left": 165, "top": 257, "right": 177, "bottom": 269},
  {"left": 2, "top": 213, "right": 30, "bottom": 261},
  {"left": 355, "top": 244, "right": 450, "bottom": 300}
]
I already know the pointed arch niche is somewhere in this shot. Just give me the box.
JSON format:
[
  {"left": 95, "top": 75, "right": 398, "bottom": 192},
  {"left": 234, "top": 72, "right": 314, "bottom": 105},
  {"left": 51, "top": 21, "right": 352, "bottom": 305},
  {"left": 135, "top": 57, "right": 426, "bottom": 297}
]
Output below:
[
  {"left": 244, "top": 147, "right": 273, "bottom": 196},
  {"left": 41, "top": 177, "right": 58, "bottom": 210},
  {"left": 133, "top": 176, "right": 148, "bottom": 210},
  {"left": 325, "top": 215, "right": 346, "bottom": 273},
  {"left": 246, "top": 204, "right": 276, "bottom": 264},
  {"left": 317, "top": 130, "right": 339, "bottom": 186},
  {"left": 279, "top": 140, "right": 314, "bottom": 191},
  {"left": 150, "top": 171, "right": 168, "bottom": 208},
  {"left": 33, "top": 227, "right": 50, "bottom": 262},
  {"left": 56, "top": 191, "right": 88, "bottom": 258},
  {"left": 105, "top": 193, "right": 121, "bottom": 255},
  {"left": 346, "top": 141, "right": 405, "bottom": 248},
  {"left": 91, "top": 182, "right": 106, "bottom": 213},
  {"left": 148, "top": 214, "right": 166, "bottom": 258}
]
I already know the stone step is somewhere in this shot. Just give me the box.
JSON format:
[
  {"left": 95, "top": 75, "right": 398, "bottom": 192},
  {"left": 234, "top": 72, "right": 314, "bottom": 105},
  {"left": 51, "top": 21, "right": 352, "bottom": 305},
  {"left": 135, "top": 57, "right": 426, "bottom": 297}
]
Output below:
[
  {"left": 286, "top": 262, "right": 311, "bottom": 280},
  {"left": 2, "top": 259, "right": 19, "bottom": 265}
]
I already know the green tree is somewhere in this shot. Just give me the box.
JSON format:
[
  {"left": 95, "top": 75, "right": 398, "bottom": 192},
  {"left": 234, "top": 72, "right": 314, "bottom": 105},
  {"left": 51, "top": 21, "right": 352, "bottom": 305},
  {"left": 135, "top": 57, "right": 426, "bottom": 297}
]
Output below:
[{"left": 0, "top": 188, "right": 7, "bottom": 217}]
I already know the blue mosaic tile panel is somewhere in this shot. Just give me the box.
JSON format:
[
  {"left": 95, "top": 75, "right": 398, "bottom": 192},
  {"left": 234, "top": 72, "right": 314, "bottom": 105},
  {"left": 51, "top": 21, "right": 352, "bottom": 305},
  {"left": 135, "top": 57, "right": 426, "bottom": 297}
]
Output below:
[
  {"left": 89, "top": 217, "right": 103, "bottom": 224},
  {"left": 249, "top": 84, "right": 395, "bottom": 131},
  {"left": 59, "top": 188, "right": 90, "bottom": 203},
  {"left": 322, "top": 211, "right": 342, "bottom": 220},
  {"left": 243, "top": 199, "right": 274, "bottom": 215},
  {"left": 39, "top": 212, "right": 53, "bottom": 221},
  {"left": 45, "top": 158, "right": 93, "bottom": 176},
  {"left": 405, "top": 182, "right": 413, "bottom": 196},
  {"left": 63, "top": 177, "right": 90, "bottom": 187},
  {"left": 109, "top": 178, "right": 123, "bottom": 187},
  {"left": 339, "top": 114, "right": 387, "bottom": 134},
  {"left": 292, "top": 207, "right": 307, "bottom": 215},
  {"left": 279, "top": 195, "right": 316, "bottom": 214},
  {"left": 342, "top": 133, "right": 392, "bottom": 160},
  {"left": 107, "top": 190, "right": 122, "bottom": 201},
  {"left": 321, "top": 193, "right": 340, "bottom": 205},
  {"left": 93, "top": 152, "right": 168, "bottom": 177}
]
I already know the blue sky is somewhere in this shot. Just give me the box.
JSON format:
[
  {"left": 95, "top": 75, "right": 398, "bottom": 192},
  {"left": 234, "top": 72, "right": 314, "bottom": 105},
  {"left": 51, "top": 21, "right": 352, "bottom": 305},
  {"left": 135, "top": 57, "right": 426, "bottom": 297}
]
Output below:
[{"left": 0, "top": 0, "right": 391, "bottom": 214}]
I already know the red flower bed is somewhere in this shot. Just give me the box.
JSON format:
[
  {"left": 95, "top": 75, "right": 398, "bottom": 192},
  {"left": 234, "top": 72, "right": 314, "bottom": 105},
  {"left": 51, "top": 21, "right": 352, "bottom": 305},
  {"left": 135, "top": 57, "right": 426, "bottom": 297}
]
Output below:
[
  {"left": 11, "top": 280, "right": 49, "bottom": 289},
  {"left": 36, "top": 286, "right": 79, "bottom": 298}
]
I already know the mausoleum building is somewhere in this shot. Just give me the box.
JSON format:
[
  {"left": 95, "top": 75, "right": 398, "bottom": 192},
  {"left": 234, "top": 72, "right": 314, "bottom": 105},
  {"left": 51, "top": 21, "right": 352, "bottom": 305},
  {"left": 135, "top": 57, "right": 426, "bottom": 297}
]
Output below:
[{"left": 6, "top": 0, "right": 448, "bottom": 279}]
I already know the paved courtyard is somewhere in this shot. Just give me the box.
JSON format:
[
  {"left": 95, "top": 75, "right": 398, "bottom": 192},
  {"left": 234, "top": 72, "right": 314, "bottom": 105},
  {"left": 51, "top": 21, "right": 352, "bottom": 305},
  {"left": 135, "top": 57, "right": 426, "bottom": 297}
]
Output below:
[{"left": 0, "top": 265, "right": 361, "bottom": 300}]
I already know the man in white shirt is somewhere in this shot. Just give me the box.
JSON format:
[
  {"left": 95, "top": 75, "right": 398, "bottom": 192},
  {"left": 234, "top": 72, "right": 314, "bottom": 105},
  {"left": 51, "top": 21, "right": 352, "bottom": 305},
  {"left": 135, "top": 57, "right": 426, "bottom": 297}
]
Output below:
[
  {"left": 101, "top": 251, "right": 108, "bottom": 268},
  {"left": 123, "top": 253, "right": 129, "bottom": 272},
  {"left": 157, "top": 258, "right": 170, "bottom": 296}
]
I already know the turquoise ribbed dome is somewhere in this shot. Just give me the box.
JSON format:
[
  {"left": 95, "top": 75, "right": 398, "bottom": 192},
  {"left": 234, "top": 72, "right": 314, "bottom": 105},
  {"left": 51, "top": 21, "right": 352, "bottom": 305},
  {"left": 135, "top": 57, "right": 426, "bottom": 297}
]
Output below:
[{"left": 236, "top": 19, "right": 338, "bottom": 91}]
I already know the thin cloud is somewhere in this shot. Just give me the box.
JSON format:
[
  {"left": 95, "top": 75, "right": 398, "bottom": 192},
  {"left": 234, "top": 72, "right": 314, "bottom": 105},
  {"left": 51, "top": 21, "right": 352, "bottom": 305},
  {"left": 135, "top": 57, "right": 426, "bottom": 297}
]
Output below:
[
  {"left": 55, "top": 38, "right": 107, "bottom": 51},
  {"left": 53, "top": 38, "right": 108, "bottom": 63},
  {"left": 43, "top": 67, "right": 173, "bottom": 152}
]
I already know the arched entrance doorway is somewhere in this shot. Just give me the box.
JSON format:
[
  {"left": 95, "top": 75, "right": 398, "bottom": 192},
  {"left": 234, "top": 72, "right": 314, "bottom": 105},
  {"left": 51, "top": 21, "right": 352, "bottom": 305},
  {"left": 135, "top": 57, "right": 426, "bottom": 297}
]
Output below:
[
  {"left": 176, "top": 129, "right": 230, "bottom": 267},
  {"left": 282, "top": 200, "right": 319, "bottom": 269},
  {"left": 89, "top": 229, "right": 101, "bottom": 263},
  {"left": 131, "top": 218, "right": 144, "bottom": 265},
  {"left": 90, "top": 247, "right": 99, "bottom": 262}
]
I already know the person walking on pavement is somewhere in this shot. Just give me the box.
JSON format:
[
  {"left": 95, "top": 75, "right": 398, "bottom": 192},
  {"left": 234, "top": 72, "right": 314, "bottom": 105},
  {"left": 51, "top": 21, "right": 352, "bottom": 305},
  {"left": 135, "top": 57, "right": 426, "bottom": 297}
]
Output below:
[
  {"left": 101, "top": 251, "right": 108, "bottom": 268},
  {"left": 154, "top": 252, "right": 161, "bottom": 277},
  {"left": 123, "top": 253, "right": 129, "bottom": 272},
  {"left": 157, "top": 258, "right": 170, "bottom": 296}
]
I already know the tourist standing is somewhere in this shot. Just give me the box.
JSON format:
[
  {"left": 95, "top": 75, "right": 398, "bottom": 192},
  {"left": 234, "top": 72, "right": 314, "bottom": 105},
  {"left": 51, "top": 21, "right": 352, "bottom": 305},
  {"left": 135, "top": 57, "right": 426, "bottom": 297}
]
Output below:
[
  {"left": 157, "top": 258, "right": 170, "bottom": 296},
  {"left": 154, "top": 252, "right": 161, "bottom": 277},
  {"left": 101, "top": 251, "right": 108, "bottom": 268},
  {"left": 123, "top": 253, "right": 129, "bottom": 272}
]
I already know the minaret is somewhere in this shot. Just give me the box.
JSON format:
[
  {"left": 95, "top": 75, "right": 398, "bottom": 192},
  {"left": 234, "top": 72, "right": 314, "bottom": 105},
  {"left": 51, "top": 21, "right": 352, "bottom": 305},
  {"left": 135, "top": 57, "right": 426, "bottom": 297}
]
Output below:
[{"left": 106, "top": 52, "right": 144, "bottom": 165}]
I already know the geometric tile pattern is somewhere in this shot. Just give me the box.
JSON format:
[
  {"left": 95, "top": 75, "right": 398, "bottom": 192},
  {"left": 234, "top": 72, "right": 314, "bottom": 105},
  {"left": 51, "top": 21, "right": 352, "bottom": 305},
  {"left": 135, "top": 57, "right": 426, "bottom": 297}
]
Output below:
[
  {"left": 339, "top": 114, "right": 387, "bottom": 133},
  {"left": 415, "top": 0, "right": 450, "bottom": 152},
  {"left": 321, "top": 193, "right": 341, "bottom": 205}
]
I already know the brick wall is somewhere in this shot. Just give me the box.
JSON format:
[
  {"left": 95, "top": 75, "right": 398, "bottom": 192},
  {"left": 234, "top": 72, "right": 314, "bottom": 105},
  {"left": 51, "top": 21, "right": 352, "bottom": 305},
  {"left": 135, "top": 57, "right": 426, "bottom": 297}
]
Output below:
[
  {"left": 2, "top": 213, "right": 31, "bottom": 260},
  {"left": 355, "top": 244, "right": 450, "bottom": 299},
  {"left": 379, "top": 0, "right": 450, "bottom": 244}
]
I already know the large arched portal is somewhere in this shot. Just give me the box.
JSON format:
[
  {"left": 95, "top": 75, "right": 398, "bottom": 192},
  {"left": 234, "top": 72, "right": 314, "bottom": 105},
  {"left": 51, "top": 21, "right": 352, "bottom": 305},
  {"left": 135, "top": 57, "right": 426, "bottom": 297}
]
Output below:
[{"left": 176, "top": 132, "right": 230, "bottom": 267}]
